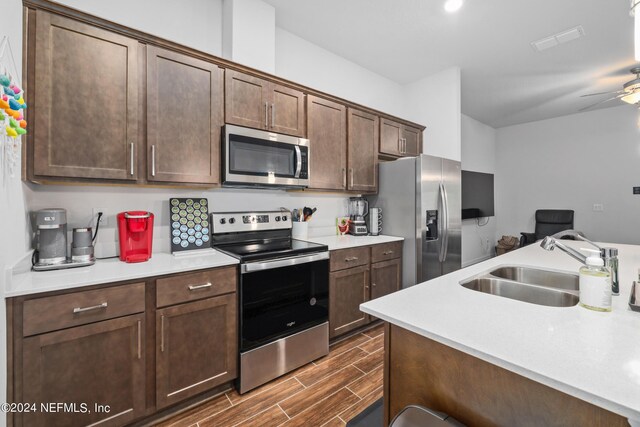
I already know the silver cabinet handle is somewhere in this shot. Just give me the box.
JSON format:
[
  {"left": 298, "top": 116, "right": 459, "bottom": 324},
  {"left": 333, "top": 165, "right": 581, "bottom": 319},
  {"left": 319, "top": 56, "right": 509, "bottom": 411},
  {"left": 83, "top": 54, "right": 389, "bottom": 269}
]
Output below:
[
  {"left": 130, "top": 143, "right": 135, "bottom": 176},
  {"left": 188, "top": 282, "right": 212, "bottom": 291},
  {"left": 137, "top": 320, "right": 142, "bottom": 359},
  {"left": 160, "top": 315, "right": 165, "bottom": 352},
  {"left": 151, "top": 145, "right": 156, "bottom": 177},
  {"left": 271, "top": 103, "right": 275, "bottom": 128},
  {"left": 349, "top": 168, "right": 354, "bottom": 188},
  {"left": 345, "top": 256, "right": 359, "bottom": 262},
  {"left": 372, "top": 283, "right": 377, "bottom": 287},
  {"left": 265, "top": 101, "right": 269, "bottom": 128},
  {"left": 73, "top": 302, "right": 107, "bottom": 314},
  {"left": 383, "top": 250, "right": 394, "bottom": 255},
  {"left": 342, "top": 168, "right": 346, "bottom": 187}
]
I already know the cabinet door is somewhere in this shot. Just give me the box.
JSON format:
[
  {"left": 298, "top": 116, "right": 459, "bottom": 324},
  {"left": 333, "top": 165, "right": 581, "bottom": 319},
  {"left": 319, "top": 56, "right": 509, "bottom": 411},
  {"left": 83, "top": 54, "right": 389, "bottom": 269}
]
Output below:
[
  {"left": 147, "top": 46, "right": 223, "bottom": 184},
  {"left": 307, "top": 95, "right": 347, "bottom": 190},
  {"left": 402, "top": 125, "right": 421, "bottom": 156},
  {"left": 379, "top": 118, "right": 402, "bottom": 157},
  {"left": 156, "top": 294, "right": 237, "bottom": 408},
  {"left": 270, "top": 83, "right": 306, "bottom": 137},
  {"left": 32, "top": 11, "right": 138, "bottom": 181},
  {"left": 347, "top": 108, "right": 378, "bottom": 192},
  {"left": 370, "top": 258, "right": 402, "bottom": 301},
  {"left": 329, "top": 265, "right": 370, "bottom": 339},
  {"left": 22, "top": 314, "right": 145, "bottom": 427},
  {"left": 225, "top": 70, "right": 269, "bottom": 130}
]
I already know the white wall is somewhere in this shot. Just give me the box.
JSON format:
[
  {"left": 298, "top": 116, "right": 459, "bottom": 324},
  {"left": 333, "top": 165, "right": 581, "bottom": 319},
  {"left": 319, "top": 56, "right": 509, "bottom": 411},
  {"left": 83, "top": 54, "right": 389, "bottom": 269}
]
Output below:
[
  {"left": 55, "top": 0, "right": 224, "bottom": 56},
  {"left": 461, "top": 114, "right": 497, "bottom": 267},
  {"left": 223, "top": 0, "right": 275, "bottom": 73},
  {"left": 275, "top": 28, "right": 406, "bottom": 118},
  {"left": 404, "top": 67, "right": 461, "bottom": 161},
  {"left": 496, "top": 105, "right": 640, "bottom": 245}
]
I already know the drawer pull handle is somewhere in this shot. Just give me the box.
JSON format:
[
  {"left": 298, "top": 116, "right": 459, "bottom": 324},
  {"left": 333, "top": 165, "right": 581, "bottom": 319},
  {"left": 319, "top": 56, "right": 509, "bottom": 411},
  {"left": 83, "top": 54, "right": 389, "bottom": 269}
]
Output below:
[
  {"left": 345, "top": 257, "right": 359, "bottom": 262},
  {"left": 73, "top": 302, "right": 107, "bottom": 314},
  {"left": 372, "top": 283, "right": 377, "bottom": 287},
  {"left": 383, "top": 250, "right": 394, "bottom": 255},
  {"left": 188, "top": 282, "right": 212, "bottom": 291}
]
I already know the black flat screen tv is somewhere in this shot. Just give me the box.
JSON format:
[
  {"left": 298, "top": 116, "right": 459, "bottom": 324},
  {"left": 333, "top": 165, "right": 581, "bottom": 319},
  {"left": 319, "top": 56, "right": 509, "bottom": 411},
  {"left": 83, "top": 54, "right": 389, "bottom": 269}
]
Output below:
[{"left": 461, "top": 170, "right": 494, "bottom": 219}]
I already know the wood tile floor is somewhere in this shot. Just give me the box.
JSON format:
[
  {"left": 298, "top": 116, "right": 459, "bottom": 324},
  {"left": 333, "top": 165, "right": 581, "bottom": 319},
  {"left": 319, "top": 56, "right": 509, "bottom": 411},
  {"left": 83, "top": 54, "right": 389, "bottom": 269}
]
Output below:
[{"left": 158, "top": 323, "right": 385, "bottom": 427}]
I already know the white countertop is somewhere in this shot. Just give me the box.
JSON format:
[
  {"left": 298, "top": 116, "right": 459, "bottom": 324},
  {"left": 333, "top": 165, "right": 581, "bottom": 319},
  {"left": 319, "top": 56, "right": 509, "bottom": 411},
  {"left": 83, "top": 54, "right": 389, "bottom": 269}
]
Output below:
[
  {"left": 7, "top": 251, "right": 239, "bottom": 298},
  {"left": 360, "top": 240, "right": 640, "bottom": 421},
  {"left": 304, "top": 234, "right": 403, "bottom": 250}
]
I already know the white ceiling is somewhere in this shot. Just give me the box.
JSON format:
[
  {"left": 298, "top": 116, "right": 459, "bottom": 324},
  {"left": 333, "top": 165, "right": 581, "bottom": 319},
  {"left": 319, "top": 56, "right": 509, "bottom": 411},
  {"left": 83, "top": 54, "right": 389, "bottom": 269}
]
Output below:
[{"left": 263, "top": 0, "right": 636, "bottom": 128}]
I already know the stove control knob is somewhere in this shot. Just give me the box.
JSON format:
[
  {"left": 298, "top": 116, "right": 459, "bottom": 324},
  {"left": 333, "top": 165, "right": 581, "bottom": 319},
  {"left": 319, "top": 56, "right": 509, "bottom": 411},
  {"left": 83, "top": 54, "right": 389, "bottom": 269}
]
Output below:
[
  {"left": 228, "top": 217, "right": 236, "bottom": 224},
  {"left": 275, "top": 216, "right": 281, "bottom": 222},
  {"left": 219, "top": 218, "right": 226, "bottom": 225},
  {"left": 282, "top": 215, "right": 288, "bottom": 221}
]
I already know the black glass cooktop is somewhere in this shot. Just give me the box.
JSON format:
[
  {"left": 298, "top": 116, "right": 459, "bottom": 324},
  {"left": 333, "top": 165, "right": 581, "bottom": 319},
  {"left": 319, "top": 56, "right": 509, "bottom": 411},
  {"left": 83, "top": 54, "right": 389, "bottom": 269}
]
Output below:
[{"left": 215, "top": 238, "right": 328, "bottom": 262}]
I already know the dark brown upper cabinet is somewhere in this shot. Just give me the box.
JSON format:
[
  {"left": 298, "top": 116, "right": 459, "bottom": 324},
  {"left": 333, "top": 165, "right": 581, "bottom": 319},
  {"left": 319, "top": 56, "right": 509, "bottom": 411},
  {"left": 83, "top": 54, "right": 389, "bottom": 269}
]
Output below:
[
  {"left": 31, "top": 11, "right": 139, "bottom": 181},
  {"left": 347, "top": 108, "right": 378, "bottom": 193},
  {"left": 147, "top": 46, "right": 224, "bottom": 184},
  {"left": 225, "top": 70, "right": 306, "bottom": 137},
  {"left": 307, "top": 95, "right": 347, "bottom": 190},
  {"left": 380, "top": 118, "right": 422, "bottom": 158}
]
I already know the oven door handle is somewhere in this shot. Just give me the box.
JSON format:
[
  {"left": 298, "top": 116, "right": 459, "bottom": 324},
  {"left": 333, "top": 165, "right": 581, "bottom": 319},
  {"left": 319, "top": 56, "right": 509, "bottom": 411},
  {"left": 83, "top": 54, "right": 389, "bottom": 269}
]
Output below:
[{"left": 241, "top": 252, "right": 329, "bottom": 273}]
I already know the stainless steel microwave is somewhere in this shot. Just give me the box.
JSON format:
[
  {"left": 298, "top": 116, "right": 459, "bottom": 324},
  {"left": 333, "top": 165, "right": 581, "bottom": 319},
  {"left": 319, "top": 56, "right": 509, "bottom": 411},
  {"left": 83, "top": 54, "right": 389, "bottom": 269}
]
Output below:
[{"left": 223, "top": 125, "right": 310, "bottom": 188}]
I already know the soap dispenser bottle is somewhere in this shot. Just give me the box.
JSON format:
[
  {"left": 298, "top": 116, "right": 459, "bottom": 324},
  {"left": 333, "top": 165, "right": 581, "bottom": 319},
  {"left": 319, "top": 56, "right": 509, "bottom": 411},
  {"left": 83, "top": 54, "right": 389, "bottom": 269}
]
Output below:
[{"left": 579, "top": 248, "right": 612, "bottom": 312}]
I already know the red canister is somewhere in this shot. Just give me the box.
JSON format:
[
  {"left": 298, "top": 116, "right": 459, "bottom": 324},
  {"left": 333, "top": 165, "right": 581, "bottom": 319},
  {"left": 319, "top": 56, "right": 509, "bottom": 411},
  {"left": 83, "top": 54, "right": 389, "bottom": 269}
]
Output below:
[{"left": 117, "top": 211, "right": 154, "bottom": 263}]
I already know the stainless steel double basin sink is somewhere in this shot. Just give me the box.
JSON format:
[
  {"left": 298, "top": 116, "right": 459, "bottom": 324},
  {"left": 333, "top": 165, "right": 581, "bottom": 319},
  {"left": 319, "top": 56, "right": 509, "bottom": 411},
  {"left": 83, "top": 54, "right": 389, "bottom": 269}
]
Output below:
[{"left": 460, "top": 266, "right": 579, "bottom": 307}]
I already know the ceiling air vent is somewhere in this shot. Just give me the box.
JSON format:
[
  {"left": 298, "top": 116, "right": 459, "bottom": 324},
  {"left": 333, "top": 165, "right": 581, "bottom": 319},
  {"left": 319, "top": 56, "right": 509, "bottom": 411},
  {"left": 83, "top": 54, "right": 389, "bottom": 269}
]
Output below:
[{"left": 531, "top": 25, "right": 586, "bottom": 52}]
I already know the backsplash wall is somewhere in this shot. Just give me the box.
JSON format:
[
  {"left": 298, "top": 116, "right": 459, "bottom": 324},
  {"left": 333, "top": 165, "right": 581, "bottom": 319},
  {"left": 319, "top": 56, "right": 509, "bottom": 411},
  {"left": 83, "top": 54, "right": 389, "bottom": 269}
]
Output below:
[{"left": 24, "top": 184, "right": 353, "bottom": 258}]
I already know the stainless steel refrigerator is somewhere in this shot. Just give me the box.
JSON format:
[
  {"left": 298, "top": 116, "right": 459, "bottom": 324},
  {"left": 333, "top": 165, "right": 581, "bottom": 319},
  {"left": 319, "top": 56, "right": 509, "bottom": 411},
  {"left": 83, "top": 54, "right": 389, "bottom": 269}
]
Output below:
[{"left": 369, "top": 154, "right": 461, "bottom": 288}]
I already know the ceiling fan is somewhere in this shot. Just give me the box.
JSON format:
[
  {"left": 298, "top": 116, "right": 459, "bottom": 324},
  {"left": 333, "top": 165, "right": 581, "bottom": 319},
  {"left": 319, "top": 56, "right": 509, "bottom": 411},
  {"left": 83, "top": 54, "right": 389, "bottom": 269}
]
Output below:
[{"left": 579, "top": 67, "right": 640, "bottom": 111}]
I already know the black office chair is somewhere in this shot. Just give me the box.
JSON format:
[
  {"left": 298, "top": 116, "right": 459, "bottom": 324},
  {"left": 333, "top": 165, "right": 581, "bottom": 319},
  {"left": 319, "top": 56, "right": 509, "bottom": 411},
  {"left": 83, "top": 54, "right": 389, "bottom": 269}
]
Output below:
[{"left": 520, "top": 209, "right": 574, "bottom": 247}]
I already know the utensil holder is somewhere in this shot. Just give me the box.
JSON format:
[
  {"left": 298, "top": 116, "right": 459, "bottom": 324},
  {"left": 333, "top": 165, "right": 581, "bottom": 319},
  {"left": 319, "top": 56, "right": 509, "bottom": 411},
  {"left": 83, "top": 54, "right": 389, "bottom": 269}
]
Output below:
[{"left": 292, "top": 222, "right": 309, "bottom": 240}]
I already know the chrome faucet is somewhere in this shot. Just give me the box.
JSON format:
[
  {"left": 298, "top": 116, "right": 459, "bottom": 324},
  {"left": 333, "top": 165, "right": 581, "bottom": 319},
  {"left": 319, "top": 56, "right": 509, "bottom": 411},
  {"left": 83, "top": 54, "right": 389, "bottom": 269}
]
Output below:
[
  {"left": 540, "top": 236, "right": 587, "bottom": 264},
  {"left": 551, "top": 230, "right": 602, "bottom": 250}
]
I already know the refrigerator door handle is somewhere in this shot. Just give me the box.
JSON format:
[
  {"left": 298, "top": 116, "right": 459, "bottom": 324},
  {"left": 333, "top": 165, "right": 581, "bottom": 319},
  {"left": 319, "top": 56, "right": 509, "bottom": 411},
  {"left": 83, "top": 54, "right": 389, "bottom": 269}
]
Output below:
[
  {"left": 442, "top": 182, "right": 450, "bottom": 262},
  {"left": 438, "top": 183, "right": 446, "bottom": 262}
]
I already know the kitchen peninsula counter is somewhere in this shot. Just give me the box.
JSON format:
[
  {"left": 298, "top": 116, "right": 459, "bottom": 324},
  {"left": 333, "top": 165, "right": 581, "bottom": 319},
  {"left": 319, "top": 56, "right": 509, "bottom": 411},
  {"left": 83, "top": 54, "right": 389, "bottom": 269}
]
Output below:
[{"left": 361, "top": 240, "right": 640, "bottom": 424}]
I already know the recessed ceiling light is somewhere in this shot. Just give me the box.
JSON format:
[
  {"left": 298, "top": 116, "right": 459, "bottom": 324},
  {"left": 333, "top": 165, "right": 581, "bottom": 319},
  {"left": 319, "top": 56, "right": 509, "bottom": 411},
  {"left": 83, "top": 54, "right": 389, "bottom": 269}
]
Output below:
[{"left": 444, "top": 0, "right": 464, "bottom": 13}]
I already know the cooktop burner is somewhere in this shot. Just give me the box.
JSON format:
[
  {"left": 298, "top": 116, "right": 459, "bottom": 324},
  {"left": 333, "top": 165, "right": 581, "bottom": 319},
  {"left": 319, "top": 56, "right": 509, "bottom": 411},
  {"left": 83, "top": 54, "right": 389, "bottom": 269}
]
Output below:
[
  {"left": 210, "top": 210, "right": 328, "bottom": 262},
  {"left": 216, "top": 238, "right": 327, "bottom": 262}
]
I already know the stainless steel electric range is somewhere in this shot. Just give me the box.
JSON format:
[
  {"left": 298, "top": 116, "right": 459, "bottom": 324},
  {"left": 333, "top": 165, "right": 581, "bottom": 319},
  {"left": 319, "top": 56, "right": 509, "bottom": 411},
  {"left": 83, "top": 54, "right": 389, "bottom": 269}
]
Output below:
[{"left": 211, "top": 210, "right": 329, "bottom": 394}]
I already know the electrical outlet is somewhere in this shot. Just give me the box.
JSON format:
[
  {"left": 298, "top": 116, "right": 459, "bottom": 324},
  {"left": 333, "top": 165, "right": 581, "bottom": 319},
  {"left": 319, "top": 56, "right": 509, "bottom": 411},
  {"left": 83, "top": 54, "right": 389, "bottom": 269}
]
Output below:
[
  {"left": 93, "top": 208, "right": 109, "bottom": 227},
  {"left": 592, "top": 203, "right": 604, "bottom": 212}
]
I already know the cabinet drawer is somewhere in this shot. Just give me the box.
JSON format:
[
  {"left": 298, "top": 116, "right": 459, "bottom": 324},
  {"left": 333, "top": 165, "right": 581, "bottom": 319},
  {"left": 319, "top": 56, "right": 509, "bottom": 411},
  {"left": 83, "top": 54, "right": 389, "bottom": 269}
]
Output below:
[
  {"left": 371, "top": 241, "right": 402, "bottom": 263},
  {"left": 330, "top": 246, "right": 370, "bottom": 271},
  {"left": 156, "top": 266, "right": 237, "bottom": 308},
  {"left": 23, "top": 282, "right": 145, "bottom": 337}
]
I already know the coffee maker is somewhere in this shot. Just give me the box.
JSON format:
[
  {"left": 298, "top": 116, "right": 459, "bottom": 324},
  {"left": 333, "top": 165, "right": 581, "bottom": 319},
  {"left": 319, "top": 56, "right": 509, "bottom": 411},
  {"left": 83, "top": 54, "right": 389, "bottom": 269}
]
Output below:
[
  {"left": 32, "top": 208, "right": 96, "bottom": 271},
  {"left": 348, "top": 197, "right": 369, "bottom": 235}
]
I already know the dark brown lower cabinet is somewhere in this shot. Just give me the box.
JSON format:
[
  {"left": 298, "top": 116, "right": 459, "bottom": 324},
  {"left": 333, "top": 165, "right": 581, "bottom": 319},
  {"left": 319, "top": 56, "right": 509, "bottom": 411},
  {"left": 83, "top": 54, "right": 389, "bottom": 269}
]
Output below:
[
  {"left": 156, "top": 294, "right": 237, "bottom": 408},
  {"left": 329, "top": 265, "right": 370, "bottom": 338},
  {"left": 370, "top": 258, "right": 402, "bottom": 301},
  {"left": 21, "top": 314, "right": 145, "bottom": 427}
]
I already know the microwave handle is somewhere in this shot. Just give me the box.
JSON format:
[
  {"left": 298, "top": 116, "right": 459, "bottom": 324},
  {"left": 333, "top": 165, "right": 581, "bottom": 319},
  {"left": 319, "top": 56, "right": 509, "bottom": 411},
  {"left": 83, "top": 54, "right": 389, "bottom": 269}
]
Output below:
[{"left": 294, "top": 146, "right": 302, "bottom": 178}]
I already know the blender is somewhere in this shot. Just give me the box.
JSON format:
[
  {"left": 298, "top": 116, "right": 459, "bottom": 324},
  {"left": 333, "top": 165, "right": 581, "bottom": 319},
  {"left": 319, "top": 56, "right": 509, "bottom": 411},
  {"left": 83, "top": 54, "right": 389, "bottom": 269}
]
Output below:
[{"left": 348, "top": 197, "right": 369, "bottom": 235}]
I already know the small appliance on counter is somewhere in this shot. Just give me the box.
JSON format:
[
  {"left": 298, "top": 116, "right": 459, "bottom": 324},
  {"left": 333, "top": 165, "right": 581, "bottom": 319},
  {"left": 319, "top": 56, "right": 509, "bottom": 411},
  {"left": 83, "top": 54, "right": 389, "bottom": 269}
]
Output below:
[
  {"left": 32, "top": 208, "right": 96, "bottom": 271},
  {"left": 368, "top": 207, "right": 382, "bottom": 236},
  {"left": 117, "top": 211, "right": 154, "bottom": 263},
  {"left": 348, "top": 196, "right": 369, "bottom": 235}
]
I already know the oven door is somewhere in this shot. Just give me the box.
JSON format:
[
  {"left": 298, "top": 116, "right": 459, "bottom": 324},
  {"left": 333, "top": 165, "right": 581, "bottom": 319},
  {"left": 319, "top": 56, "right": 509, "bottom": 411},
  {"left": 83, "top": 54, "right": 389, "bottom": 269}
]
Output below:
[
  {"left": 224, "top": 124, "right": 309, "bottom": 188},
  {"left": 240, "top": 252, "right": 329, "bottom": 352}
]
